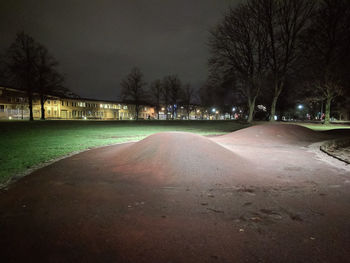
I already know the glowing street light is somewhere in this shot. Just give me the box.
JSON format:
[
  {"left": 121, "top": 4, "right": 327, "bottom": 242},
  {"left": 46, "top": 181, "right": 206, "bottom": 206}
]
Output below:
[
  {"left": 232, "top": 107, "right": 236, "bottom": 112},
  {"left": 298, "top": 104, "right": 303, "bottom": 110},
  {"left": 212, "top": 108, "right": 216, "bottom": 113}
]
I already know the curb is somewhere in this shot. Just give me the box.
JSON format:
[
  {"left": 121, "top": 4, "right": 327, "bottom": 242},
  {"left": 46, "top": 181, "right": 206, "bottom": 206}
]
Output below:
[{"left": 320, "top": 139, "right": 350, "bottom": 165}]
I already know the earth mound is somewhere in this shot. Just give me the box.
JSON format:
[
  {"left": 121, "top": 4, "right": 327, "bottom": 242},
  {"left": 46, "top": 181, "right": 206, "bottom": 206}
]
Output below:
[
  {"left": 322, "top": 128, "right": 350, "bottom": 139},
  {"left": 217, "top": 124, "right": 323, "bottom": 145},
  {"left": 112, "top": 132, "right": 255, "bottom": 185}
]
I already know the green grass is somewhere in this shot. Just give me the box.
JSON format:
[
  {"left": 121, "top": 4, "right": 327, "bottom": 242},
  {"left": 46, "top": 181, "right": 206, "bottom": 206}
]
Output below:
[
  {"left": 0, "top": 120, "right": 248, "bottom": 184},
  {"left": 251, "top": 121, "right": 350, "bottom": 131},
  {"left": 297, "top": 123, "right": 350, "bottom": 131}
]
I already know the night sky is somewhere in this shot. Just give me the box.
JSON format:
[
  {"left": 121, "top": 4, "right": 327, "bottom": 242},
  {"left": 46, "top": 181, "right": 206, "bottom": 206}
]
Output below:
[{"left": 0, "top": 0, "right": 237, "bottom": 100}]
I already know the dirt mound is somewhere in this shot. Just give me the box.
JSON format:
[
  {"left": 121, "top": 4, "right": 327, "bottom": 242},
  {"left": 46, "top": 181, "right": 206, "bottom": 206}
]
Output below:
[
  {"left": 217, "top": 124, "right": 323, "bottom": 145},
  {"left": 322, "top": 128, "right": 350, "bottom": 139},
  {"left": 112, "top": 132, "right": 255, "bottom": 185}
]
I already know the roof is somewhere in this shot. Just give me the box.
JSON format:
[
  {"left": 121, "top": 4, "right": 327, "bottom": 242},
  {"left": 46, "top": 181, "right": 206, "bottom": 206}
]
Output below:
[{"left": 0, "top": 86, "right": 154, "bottom": 106}]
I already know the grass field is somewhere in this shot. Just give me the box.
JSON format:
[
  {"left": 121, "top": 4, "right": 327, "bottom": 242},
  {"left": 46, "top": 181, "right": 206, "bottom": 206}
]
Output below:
[
  {"left": 298, "top": 123, "right": 350, "bottom": 131},
  {"left": 0, "top": 120, "right": 248, "bottom": 184}
]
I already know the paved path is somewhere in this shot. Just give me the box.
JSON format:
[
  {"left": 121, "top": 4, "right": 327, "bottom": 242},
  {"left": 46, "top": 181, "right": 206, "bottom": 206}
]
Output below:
[{"left": 0, "top": 126, "right": 349, "bottom": 263}]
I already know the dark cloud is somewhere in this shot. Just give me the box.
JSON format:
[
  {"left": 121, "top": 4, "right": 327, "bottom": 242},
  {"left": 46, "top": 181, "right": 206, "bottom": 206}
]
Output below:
[{"left": 0, "top": 0, "right": 238, "bottom": 100}]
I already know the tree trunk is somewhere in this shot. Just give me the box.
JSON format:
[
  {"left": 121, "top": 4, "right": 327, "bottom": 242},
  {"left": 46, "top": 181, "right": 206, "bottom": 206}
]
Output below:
[
  {"left": 40, "top": 96, "right": 45, "bottom": 120},
  {"left": 165, "top": 101, "right": 168, "bottom": 120},
  {"left": 135, "top": 105, "right": 139, "bottom": 120},
  {"left": 324, "top": 96, "right": 332, "bottom": 125},
  {"left": 247, "top": 97, "right": 256, "bottom": 123},
  {"left": 28, "top": 93, "right": 34, "bottom": 121},
  {"left": 270, "top": 82, "right": 283, "bottom": 122},
  {"left": 157, "top": 108, "right": 160, "bottom": 120},
  {"left": 270, "top": 95, "right": 278, "bottom": 121}
]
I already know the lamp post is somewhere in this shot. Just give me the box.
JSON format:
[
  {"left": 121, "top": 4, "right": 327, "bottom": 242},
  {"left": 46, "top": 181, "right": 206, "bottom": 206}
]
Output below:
[
  {"left": 211, "top": 108, "right": 216, "bottom": 120},
  {"left": 297, "top": 104, "right": 304, "bottom": 120}
]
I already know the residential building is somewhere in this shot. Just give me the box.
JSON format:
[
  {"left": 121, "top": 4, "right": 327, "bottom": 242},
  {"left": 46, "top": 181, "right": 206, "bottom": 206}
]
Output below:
[{"left": 0, "top": 86, "right": 155, "bottom": 120}]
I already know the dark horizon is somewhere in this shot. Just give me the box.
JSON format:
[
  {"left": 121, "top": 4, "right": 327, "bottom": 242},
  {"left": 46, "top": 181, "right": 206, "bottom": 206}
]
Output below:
[{"left": 0, "top": 0, "right": 237, "bottom": 100}]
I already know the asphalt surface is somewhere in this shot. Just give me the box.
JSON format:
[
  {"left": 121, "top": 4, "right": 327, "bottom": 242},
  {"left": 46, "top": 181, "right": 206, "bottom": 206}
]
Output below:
[{"left": 0, "top": 124, "right": 349, "bottom": 263}]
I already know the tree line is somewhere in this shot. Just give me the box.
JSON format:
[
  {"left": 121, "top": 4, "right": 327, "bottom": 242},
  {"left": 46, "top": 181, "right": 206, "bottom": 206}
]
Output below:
[
  {"left": 206, "top": 0, "right": 350, "bottom": 124},
  {"left": 0, "top": 33, "right": 197, "bottom": 121},
  {"left": 120, "top": 67, "right": 196, "bottom": 120}
]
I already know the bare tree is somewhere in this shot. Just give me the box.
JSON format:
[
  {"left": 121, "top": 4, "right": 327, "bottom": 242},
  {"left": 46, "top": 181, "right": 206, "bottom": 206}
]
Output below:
[
  {"left": 0, "top": 53, "right": 6, "bottom": 84},
  {"left": 203, "top": 69, "right": 235, "bottom": 113},
  {"left": 120, "top": 67, "right": 147, "bottom": 120},
  {"left": 259, "top": 0, "right": 315, "bottom": 121},
  {"left": 182, "top": 83, "right": 195, "bottom": 120},
  {"left": 161, "top": 78, "right": 170, "bottom": 120},
  {"left": 35, "top": 44, "right": 66, "bottom": 120},
  {"left": 301, "top": 0, "right": 350, "bottom": 124},
  {"left": 163, "top": 75, "right": 182, "bottom": 120},
  {"left": 209, "top": 2, "right": 269, "bottom": 123},
  {"left": 149, "top": 79, "right": 162, "bottom": 120},
  {"left": 5, "top": 32, "right": 38, "bottom": 121}
]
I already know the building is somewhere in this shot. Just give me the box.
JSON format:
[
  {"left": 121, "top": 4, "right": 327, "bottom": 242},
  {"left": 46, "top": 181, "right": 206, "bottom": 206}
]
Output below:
[{"left": 0, "top": 87, "right": 155, "bottom": 120}]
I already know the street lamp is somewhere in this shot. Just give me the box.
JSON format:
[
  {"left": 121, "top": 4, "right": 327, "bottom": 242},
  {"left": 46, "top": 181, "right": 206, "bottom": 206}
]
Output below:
[
  {"left": 298, "top": 104, "right": 303, "bottom": 110},
  {"left": 212, "top": 108, "right": 216, "bottom": 113},
  {"left": 232, "top": 107, "right": 236, "bottom": 112}
]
